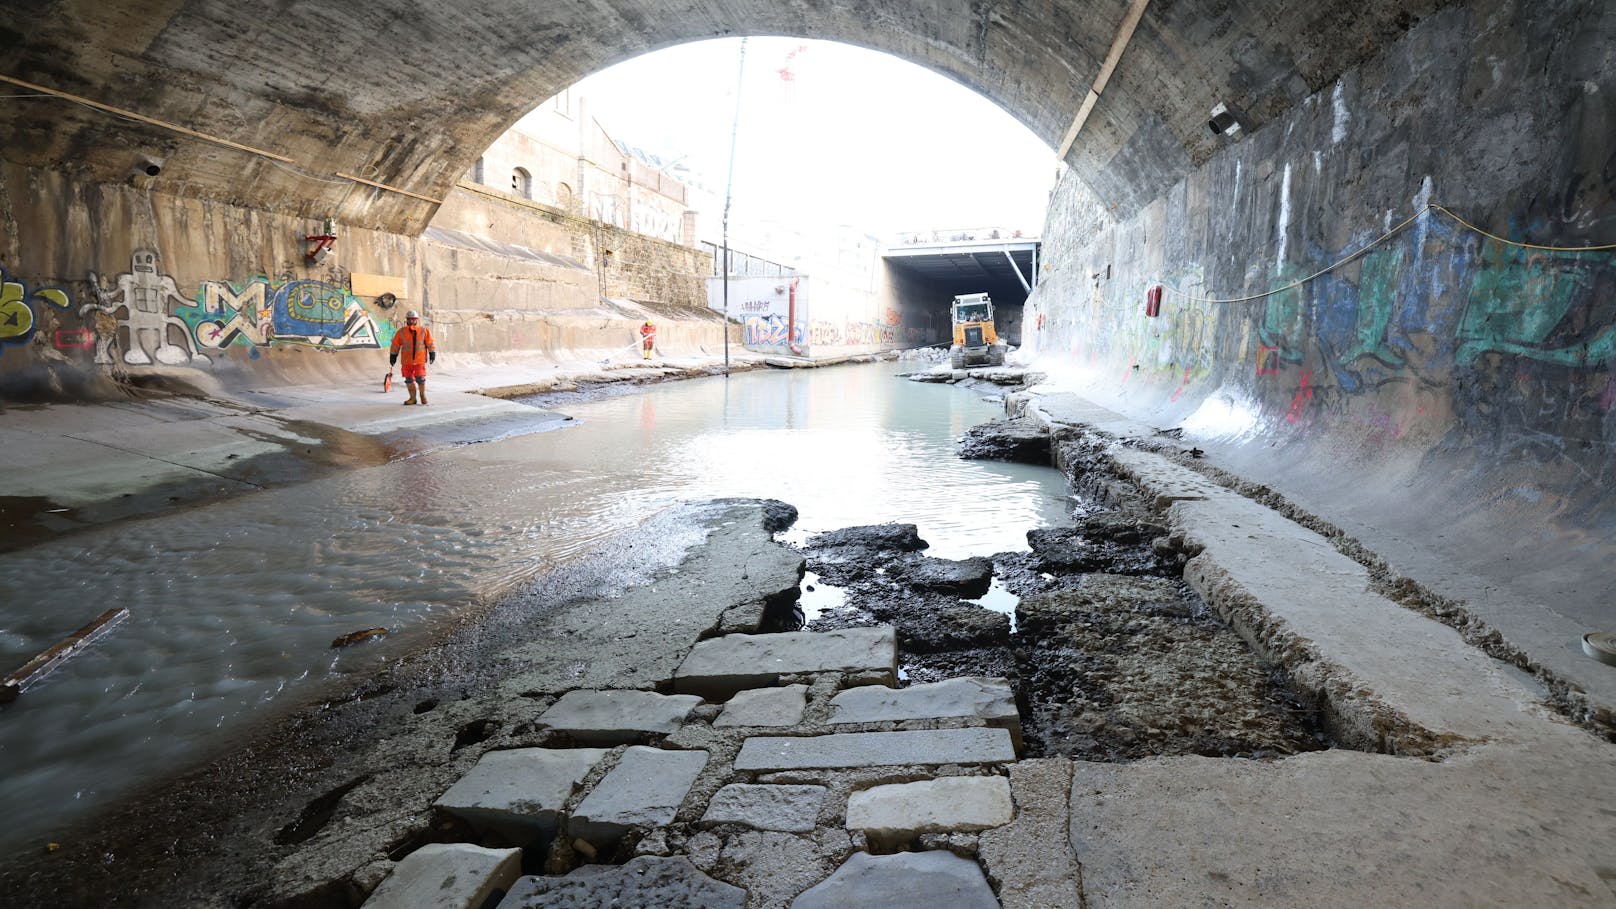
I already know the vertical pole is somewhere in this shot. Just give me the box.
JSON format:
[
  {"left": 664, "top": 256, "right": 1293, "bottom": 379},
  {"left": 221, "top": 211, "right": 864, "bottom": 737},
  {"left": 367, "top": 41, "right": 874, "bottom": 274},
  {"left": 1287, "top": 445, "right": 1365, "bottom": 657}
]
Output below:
[{"left": 722, "top": 38, "right": 748, "bottom": 376}]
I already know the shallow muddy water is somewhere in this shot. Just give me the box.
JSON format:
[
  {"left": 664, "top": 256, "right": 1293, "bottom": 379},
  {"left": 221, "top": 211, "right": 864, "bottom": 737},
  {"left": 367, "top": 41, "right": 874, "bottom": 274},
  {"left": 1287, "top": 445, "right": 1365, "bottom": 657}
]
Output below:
[{"left": 0, "top": 362, "right": 1072, "bottom": 854}]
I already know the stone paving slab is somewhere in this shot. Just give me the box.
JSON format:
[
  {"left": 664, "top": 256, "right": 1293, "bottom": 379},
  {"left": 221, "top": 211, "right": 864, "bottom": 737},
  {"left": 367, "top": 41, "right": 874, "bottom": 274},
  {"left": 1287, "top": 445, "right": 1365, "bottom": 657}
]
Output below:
[
  {"left": 538, "top": 689, "right": 702, "bottom": 743},
  {"left": 829, "top": 677, "right": 1021, "bottom": 743},
  {"left": 733, "top": 728, "right": 1015, "bottom": 771},
  {"left": 571, "top": 747, "right": 709, "bottom": 845},
  {"left": 790, "top": 850, "right": 1002, "bottom": 909},
  {"left": 674, "top": 628, "right": 897, "bottom": 698},
  {"left": 846, "top": 776, "right": 1013, "bottom": 846},
  {"left": 433, "top": 748, "right": 607, "bottom": 837},
  {"left": 360, "top": 843, "right": 521, "bottom": 909},
  {"left": 501, "top": 855, "right": 746, "bottom": 908},
  {"left": 700, "top": 784, "right": 827, "bottom": 832},
  {"left": 714, "top": 684, "right": 808, "bottom": 727}
]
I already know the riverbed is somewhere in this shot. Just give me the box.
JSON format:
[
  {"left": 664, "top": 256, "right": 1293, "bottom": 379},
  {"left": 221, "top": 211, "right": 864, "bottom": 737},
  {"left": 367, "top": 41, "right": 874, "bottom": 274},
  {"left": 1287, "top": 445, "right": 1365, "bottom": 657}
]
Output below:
[{"left": 0, "top": 361, "right": 1072, "bottom": 855}]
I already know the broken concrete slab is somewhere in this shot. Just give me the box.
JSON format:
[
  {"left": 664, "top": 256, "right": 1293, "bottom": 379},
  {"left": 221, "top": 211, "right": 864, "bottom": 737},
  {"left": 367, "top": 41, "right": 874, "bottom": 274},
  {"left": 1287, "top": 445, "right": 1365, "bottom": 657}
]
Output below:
[
  {"left": 889, "top": 554, "right": 995, "bottom": 597},
  {"left": 957, "top": 416, "right": 1051, "bottom": 463},
  {"left": 700, "top": 784, "right": 827, "bottom": 833},
  {"left": 733, "top": 728, "right": 1016, "bottom": 771},
  {"left": 501, "top": 855, "right": 745, "bottom": 908},
  {"left": 846, "top": 776, "right": 1013, "bottom": 847},
  {"left": 829, "top": 677, "right": 1021, "bottom": 744},
  {"left": 433, "top": 748, "right": 607, "bottom": 839},
  {"left": 715, "top": 684, "right": 808, "bottom": 727},
  {"left": 673, "top": 627, "right": 897, "bottom": 699},
  {"left": 790, "top": 850, "right": 1002, "bottom": 909},
  {"left": 806, "top": 524, "right": 928, "bottom": 552},
  {"left": 572, "top": 747, "right": 709, "bottom": 845},
  {"left": 360, "top": 843, "right": 521, "bottom": 909},
  {"left": 978, "top": 759, "right": 1083, "bottom": 909},
  {"left": 538, "top": 689, "right": 702, "bottom": 743}
]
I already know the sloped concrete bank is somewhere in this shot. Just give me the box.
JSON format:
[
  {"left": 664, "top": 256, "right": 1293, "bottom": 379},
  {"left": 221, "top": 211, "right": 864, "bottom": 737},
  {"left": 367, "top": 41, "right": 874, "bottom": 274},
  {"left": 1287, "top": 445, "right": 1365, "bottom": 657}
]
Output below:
[
  {"left": 1025, "top": 0, "right": 1616, "bottom": 728},
  {"left": 1008, "top": 388, "right": 1616, "bottom": 740},
  {"left": 0, "top": 351, "right": 773, "bottom": 554}
]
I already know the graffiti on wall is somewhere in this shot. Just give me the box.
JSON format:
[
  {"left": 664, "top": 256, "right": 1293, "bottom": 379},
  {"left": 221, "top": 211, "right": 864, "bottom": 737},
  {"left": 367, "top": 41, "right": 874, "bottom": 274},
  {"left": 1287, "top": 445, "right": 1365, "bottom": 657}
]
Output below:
[
  {"left": 743, "top": 314, "right": 806, "bottom": 351},
  {"left": 1049, "top": 208, "right": 1616, "bottom": 440},
  {"left": 0, "top": 250, "right": 397, "bottom": 370},
  {"left": 179, "top": 277, "right": 392, "bottom": 351},
  {"left": 0, "top": 265, "right": 72, "bottom": 353},
  {"left": 83, "top": 250, "right": 209, "bottom": 366}
]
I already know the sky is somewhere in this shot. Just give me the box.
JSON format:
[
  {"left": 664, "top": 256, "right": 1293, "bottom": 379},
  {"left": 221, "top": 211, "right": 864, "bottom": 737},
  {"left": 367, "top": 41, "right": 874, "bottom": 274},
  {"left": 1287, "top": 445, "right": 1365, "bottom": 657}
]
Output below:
[{"left": 566, "top": 37, "right": 1058, "bottom": 242}]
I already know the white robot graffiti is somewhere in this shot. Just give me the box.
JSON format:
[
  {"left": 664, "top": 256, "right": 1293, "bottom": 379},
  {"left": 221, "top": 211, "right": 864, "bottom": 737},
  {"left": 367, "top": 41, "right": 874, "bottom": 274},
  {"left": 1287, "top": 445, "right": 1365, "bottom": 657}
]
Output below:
[{"left": 82, "top": 249, "right": 208, "bottom": 366}]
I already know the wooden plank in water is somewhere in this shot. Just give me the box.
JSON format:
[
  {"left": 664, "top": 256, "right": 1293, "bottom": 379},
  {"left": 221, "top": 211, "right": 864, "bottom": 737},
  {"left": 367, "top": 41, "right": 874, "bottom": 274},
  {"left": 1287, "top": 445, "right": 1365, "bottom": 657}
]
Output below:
[{"left": 1, "top": 607, "right": 129, "bottom": 703}]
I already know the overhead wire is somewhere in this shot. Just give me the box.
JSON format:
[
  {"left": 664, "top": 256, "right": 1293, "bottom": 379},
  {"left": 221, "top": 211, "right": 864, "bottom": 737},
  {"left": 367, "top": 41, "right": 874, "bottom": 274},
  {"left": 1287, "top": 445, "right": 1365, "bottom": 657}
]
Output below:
[{"left": 0, "top": 73, "right": 441, "bottom": 205}]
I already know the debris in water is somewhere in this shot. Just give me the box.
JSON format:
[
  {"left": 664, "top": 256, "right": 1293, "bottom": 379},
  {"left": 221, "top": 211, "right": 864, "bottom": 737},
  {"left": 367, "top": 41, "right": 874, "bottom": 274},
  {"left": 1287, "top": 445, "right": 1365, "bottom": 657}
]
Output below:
[
  {"left": 2, "top": 607, "right": 130, "bottom": 703},
  {"left": 330, "top": 628, "right": 388, "bottom": 649}
]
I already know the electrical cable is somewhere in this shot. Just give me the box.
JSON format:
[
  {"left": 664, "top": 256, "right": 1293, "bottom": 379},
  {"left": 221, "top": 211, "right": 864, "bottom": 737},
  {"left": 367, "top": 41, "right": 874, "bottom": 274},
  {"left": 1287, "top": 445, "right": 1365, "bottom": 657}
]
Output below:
[
  {"left": 1428, "top": 203, "right": 1616, "bottom": 253},
  {"left": 1158, "top": 202, "right": 1616, "bottom": 305}
]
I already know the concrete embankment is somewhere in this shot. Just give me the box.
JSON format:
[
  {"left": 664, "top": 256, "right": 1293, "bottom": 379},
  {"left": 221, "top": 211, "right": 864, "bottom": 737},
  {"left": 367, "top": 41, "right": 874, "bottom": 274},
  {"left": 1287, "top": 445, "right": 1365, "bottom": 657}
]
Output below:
[
  {"left": 0, "top": 349, "right": 780, "bottom": 552},
  {"left": 1020, "top": 0, "right": 1615, "bottom": 726}
]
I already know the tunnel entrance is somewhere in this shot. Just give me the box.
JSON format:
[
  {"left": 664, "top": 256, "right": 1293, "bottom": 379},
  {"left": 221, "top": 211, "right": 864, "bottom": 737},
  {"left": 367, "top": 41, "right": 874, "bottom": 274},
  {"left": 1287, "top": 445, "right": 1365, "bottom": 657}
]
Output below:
[{"left": 883, "top": 235, "right": 1039, "bottom": 347}]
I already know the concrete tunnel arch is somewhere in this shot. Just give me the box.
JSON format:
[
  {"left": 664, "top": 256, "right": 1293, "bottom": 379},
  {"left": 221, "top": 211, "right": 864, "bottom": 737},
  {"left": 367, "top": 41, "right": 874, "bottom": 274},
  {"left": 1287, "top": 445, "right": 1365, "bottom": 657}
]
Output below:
[
  {"left": 0, "top": 0, "right": 1441, "bottom": 235},
  {"left": 2, "top": 0, "right": 1613, "bottom": 716}
]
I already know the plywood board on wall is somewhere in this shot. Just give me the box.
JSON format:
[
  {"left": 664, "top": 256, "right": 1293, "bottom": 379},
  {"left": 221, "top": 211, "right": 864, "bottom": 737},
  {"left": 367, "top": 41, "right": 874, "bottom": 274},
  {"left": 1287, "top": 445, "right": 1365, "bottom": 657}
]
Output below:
[{"left": 351, "top": 273, "right": 407, "bottom": 299}]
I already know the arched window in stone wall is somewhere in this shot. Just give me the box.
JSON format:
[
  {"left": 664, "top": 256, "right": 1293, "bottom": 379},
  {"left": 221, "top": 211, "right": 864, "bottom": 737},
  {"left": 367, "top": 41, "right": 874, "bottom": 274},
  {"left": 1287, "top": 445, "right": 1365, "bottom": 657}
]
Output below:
[
  {"left": 512, "top": 167, "right": 532, "bottom": 199},
  {"left": 466, "top": 157, "right": 484, "bottom": 184},
  {"left": 556, "top": 182, "right": 574, "bottom": 211}
]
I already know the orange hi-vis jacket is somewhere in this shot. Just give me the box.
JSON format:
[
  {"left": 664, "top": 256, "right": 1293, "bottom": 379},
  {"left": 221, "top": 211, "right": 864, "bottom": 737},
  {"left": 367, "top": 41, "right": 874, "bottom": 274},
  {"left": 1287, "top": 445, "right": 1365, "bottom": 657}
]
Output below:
[{"left": 390, "top": 323, "right": 436, "bottom": 367}]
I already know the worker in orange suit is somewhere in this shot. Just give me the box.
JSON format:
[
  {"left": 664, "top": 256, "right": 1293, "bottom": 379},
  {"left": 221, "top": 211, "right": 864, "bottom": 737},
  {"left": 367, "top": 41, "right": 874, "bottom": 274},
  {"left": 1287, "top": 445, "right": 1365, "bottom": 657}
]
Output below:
[
  {"left": 639, "top": 319, "right": 657, "bottom": 360},
  {"left": 389, "top": 310, "right": 437, "bottom": 405}
]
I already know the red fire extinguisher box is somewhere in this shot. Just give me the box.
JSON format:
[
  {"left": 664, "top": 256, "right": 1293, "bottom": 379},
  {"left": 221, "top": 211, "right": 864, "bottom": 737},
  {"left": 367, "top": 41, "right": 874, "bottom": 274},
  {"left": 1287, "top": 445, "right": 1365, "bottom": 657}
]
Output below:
[{"left": 1145, "top": 284, "right": 1163, "bottom": 317}]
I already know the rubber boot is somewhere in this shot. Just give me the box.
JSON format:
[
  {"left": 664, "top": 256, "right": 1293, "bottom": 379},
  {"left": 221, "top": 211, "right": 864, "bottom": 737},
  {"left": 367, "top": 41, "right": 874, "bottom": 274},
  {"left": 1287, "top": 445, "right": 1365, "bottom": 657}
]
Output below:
[
  {"left": 403, "top": 383, "right": 418, "bottom": 405},
  {"left": 418, "top": 385, "right": 428, "bottom": 405}
]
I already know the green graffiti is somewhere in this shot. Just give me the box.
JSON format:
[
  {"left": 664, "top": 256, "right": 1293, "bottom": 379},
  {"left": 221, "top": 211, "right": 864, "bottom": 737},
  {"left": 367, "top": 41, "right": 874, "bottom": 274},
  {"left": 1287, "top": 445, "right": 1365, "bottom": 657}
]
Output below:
[
  {"left": 1257, "top": 263, "right": 1310, "bottom": 363},
  {"left": 1457, "top": 241, "right": 1616, "bottom": 366},
  {"left": 178, "top": 277, "right": 396, "bottom": 351},
  {"left": 1341, "top": 246, "right": 1406, "bottom": 365}
]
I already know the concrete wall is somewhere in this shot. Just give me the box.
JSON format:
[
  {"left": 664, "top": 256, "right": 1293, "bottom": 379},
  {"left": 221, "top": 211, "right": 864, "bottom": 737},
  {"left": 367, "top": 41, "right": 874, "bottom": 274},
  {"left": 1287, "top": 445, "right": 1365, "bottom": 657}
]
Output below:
[
  {"left": 0, "top": 165, "right": 723, "bottom": 397},
  {"left": 1028, "top": 0, "right": 1615, "bottom": 687}
]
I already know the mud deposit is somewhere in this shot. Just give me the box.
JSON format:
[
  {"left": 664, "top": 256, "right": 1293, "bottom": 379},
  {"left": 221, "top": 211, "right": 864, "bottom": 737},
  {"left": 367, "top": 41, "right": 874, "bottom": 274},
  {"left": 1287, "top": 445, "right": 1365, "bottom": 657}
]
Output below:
[{"left": 798, "top": 423, "right": 1328, "bottom": 762}]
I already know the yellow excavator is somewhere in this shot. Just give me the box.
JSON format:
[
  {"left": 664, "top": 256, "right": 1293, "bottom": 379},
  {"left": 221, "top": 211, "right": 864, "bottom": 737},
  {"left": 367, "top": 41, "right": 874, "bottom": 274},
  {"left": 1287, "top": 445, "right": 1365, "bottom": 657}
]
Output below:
[{"left": 949, "top": 292, "right": 1007, "bottom": 369}]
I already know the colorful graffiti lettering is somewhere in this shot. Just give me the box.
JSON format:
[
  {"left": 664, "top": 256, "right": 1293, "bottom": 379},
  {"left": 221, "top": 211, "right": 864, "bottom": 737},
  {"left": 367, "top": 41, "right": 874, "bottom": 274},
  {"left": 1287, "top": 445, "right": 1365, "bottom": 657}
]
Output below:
[
  {"left": 180, "top": 277, "right": 392, "bottom": 351},
  {"left": 0, "top": 265, "right": 71, "bottom": 353},
  {"left": 743, "top": 314, "right": 805, "bottom": 351},
  {"left": 83, "top": 250, "right": 208, "bottom": 366}
]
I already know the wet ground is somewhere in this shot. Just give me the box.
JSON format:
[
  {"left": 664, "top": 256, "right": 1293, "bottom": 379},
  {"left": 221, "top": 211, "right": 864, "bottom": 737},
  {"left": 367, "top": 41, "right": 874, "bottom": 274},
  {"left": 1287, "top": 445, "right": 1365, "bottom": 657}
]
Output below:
[
  {"left": 0, "top": 360, "right": 1070, "bottom": 859},
  {"left": 798, "top": 415, "right": 1328, "bottom": 762}
]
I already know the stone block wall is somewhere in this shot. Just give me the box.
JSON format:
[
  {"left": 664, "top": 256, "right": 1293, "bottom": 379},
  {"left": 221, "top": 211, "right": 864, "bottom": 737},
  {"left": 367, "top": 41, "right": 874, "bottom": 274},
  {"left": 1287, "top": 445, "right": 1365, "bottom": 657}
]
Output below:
[{"left": 0, "top": 164, "right": 721, "bottom": 396}]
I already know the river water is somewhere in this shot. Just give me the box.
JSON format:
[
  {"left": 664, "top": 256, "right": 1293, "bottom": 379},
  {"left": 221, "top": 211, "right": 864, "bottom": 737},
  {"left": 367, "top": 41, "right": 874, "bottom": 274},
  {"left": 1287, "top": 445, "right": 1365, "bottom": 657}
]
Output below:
[{"left": 0, "top": 361, "right": 1073, "bottom": 854}]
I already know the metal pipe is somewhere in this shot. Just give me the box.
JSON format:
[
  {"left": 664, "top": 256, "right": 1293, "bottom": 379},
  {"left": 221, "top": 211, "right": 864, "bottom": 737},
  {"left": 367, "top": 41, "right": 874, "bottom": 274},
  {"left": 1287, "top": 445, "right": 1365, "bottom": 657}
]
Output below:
[{"left": 721, "top": 38, "right": 750, "bottom": 375}]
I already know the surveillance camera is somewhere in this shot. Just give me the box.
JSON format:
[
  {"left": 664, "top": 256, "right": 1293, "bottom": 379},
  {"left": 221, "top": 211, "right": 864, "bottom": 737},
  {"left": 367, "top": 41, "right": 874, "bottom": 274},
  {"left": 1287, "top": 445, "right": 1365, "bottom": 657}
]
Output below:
[{"left": 1207, "top": 103, "right": 1244, "bottom": 137}]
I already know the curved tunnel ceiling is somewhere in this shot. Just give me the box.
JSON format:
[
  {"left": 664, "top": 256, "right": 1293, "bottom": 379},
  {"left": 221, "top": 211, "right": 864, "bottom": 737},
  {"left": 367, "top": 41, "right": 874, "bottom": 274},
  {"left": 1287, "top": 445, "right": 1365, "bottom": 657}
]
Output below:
[{"left": 0, "top": 0, "right": 1448, "bottom": 233}]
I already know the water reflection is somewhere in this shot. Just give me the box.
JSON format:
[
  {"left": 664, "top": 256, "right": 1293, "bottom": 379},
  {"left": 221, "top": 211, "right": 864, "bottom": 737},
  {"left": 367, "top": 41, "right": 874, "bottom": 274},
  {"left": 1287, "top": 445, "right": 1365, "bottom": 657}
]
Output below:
[{"left": 0, "top": 361, "right": 1069, "bottom": 852}]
